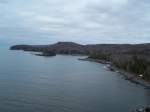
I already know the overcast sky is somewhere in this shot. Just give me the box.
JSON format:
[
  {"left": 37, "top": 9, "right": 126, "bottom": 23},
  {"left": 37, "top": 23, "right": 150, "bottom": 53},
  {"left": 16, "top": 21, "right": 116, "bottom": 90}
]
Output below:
[{"left": 0, "top": 0, "right": 150, "bottom": 45}]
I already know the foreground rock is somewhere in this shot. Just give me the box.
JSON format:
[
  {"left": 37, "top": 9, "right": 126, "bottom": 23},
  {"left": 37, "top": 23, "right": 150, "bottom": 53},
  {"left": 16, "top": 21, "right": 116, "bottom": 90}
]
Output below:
[{"left": 133, "top": 105, "right": 150, "bottom": 112}]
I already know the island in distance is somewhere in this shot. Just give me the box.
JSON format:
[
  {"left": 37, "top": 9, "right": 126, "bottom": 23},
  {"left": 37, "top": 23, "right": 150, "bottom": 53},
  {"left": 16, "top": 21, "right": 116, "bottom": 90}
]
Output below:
[{"left": 10, "top": 42, "right": 150, "bottom": 82}]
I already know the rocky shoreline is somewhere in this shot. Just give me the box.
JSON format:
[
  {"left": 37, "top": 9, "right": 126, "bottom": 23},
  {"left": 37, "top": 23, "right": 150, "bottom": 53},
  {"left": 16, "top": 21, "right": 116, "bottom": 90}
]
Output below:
[
  {"left": 133, "top": 105, "right": 150, "bottom": 112},
  {"left": 10, "top": 42, "right": 150, "bottom": 81},
  {"left": 80, "top": 58, "right": 150, "bottom": 112},
  {"left": 79, "top": 58, "right": 150, "bottom": 89}
]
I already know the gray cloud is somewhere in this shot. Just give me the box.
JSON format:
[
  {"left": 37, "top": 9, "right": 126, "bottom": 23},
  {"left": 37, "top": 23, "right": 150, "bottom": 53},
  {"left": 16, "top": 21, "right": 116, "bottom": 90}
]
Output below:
[
  {"left": 0, "top": 0, "right": 150, "bottom": 44},
  {"left": 0, "top": 0, "right": 8, "bottom": 3}
]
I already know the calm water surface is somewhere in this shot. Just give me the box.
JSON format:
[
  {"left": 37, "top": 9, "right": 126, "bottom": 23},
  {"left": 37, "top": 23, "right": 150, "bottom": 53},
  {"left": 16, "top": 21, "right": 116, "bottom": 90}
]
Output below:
[{"left": 0, "top": 47, "right": 149, "bottom": 112}]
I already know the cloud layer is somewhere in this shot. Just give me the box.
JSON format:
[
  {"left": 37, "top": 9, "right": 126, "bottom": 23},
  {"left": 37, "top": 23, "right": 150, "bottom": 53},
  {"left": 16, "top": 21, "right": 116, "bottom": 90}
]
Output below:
[{"left": 0, "top": 0, "right": 150, "bottom": 44}]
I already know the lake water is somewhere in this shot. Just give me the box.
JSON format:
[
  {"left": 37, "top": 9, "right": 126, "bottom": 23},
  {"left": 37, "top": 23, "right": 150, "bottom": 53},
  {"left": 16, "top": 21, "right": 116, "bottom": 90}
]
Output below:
[{"left": 0, "top": 47, "right": 149, "bottom": 112}]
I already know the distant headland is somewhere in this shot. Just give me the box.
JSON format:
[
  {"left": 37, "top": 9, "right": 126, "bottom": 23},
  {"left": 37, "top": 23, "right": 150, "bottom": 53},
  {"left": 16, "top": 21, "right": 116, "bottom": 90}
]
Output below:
[{"left": 10, "top": 42, "right": 150, "bottom": 85}]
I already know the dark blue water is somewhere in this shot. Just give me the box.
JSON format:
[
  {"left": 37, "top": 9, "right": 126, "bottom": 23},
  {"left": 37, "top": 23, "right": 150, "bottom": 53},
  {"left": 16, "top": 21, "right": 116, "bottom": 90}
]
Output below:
[{"left": 0, "top": 47, "right": 149, "bottom": 112}]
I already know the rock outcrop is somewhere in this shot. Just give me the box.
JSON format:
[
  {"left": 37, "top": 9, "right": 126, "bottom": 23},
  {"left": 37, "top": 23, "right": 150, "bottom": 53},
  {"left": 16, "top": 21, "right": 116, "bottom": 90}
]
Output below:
[{"left": 134, "top": 105, "right": 150, "bottom": 112}]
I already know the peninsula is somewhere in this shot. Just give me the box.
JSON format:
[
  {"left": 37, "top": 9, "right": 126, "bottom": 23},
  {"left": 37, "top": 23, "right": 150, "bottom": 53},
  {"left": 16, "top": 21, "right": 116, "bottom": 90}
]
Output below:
[{"left": 10, "top": 42, "right": 150, "bottom": 83}]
